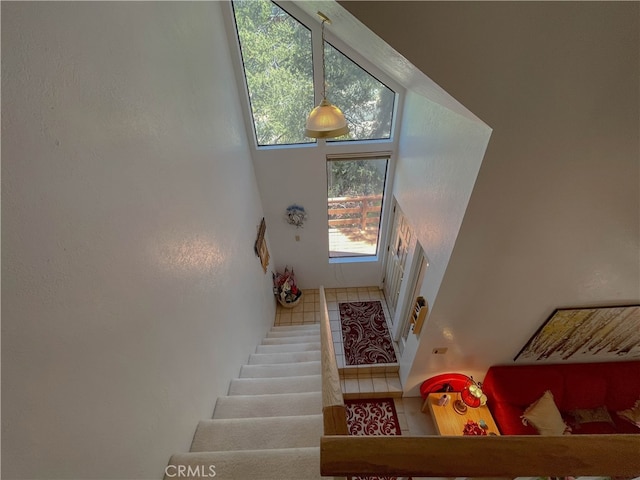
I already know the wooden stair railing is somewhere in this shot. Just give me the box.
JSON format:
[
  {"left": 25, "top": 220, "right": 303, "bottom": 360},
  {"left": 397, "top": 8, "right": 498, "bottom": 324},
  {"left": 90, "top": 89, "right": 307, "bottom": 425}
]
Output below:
[
  {"left": 319, "top": 286, "right": 348, "bottom": 436},
  {"left": 318, "top": 287, "right": 640, "bottom": 478},
  {"left": 321, "top": 434, "right": 640, "bottom": 478}
]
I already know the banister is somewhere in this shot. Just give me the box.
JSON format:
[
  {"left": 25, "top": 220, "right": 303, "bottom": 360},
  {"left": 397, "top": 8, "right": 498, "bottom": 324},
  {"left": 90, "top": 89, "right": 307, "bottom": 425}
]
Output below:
[
  {"left": 319, "top": 286, "right": 348, "bottom": 436},
  {"left": 321, "top": 434, "right": 640, "bottom": 477}
]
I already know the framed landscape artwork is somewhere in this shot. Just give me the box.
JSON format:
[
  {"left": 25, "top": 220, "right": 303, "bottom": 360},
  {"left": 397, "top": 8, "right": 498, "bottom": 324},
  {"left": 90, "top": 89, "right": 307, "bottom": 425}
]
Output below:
[{"left": 514, "top": 304, "right": 640, "bottom": 363}]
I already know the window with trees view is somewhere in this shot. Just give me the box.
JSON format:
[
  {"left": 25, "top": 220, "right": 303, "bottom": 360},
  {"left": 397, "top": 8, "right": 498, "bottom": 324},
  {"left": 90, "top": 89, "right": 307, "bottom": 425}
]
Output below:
[
  {"left": 327, "top": 157, "right": 389, "bottom": 258},
  {"left": 232, "top": 0, "right": 396, "bottom": 146},
  {"left": 324, "top": 44, "right": 395, "bottom": 141}
]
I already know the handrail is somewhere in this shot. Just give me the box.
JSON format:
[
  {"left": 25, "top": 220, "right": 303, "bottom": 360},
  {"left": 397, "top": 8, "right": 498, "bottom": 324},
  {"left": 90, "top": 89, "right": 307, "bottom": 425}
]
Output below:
[
  {"left": 319, "top": 286, "right": 348, "bottom": 436},
  {"left": 321, "top": 434, "right": 640, "bottom": 477}
]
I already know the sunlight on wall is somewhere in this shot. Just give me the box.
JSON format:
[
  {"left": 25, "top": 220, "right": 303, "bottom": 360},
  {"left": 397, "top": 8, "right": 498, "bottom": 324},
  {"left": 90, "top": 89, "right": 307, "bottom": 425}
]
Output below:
[{"left": 151, "top": 235, "right": 226, "bottom": 276}]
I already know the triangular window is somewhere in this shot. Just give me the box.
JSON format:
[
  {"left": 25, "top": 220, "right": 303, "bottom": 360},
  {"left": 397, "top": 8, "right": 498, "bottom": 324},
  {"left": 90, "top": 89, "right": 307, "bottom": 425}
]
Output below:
[
  {"left": 324, "top": 43, "right": 395, "bottom": 141},
  {"left": 232, "top": 0, "right": 396, "bottom": 147},
  {"left": 232, "top": 0, "right": 315, "bottom": 146}
]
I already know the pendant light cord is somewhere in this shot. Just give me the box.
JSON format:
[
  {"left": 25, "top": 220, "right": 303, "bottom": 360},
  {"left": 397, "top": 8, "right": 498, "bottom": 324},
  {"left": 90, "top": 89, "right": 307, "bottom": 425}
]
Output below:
[{"left": 321, "top": 18, "right": 326, "bottom": 100}]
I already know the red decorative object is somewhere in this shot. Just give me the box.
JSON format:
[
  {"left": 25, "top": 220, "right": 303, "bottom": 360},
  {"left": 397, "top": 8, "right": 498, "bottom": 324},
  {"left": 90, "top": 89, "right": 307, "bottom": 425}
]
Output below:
[
  {"left": 453, "top": 376, "right": 487, "bottom": 414},
  {"left": 272, "top": 267, "right": 302, "bottom": 307},
  {"left": 463, "top": 419, "right": 487, "bottom": 436},
  {"left": 461, "top": 383, "right": 483, "bottom": 408},
  {"left": 419, "top": 373, "right": 471, "bottom": 399}
]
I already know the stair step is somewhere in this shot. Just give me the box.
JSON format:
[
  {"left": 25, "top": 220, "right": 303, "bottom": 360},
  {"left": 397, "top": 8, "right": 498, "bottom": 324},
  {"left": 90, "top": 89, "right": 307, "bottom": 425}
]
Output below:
[
  {"left": 249, "top": 351, "right": 321, "bottom": 365},
  {"left": 255, "top": 342, "right": 320, "bottom": 354},
  {"left": 190, "top": 415, "right": 323, "bottom": 451},
  {"left": 228, "top": 375, "right": 321, "bottom": 395},
  {"left": 261, "top": 335, "right": 320, "bottom": 345},
  {"left": 166, "top": 447, "right": 323, "bottom": 480},
  {"left": 239, "top": 361, "right": 321, "bottom": 378},
  {"left": 213, "top": 392, "right": 321, "bottom": 419},
  {"left": 267, "top": 327, "right": 320, "bottom": 338},
  {"left": 270, "top": 324, "right": 320, "bottom": 332}
]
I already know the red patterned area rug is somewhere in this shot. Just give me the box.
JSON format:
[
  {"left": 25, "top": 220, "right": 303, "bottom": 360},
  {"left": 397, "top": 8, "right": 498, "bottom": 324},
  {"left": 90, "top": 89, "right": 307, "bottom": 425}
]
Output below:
[
  {"left": 345, "top": 398, "right": 408, "bottom": 480},
  {"left": 340, "top": 301, "right": 397, "bottom": 365}
]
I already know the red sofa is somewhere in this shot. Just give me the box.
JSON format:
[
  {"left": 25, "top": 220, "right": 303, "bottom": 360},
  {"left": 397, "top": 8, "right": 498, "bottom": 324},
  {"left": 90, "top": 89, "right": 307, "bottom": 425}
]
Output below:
[{"left": 482, "top": 361, "right": 640, "bottom": 435}]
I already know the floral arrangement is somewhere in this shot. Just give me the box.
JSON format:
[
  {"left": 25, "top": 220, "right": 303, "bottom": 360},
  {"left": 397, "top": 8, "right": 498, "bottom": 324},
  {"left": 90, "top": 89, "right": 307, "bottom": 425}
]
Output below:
[
  {"left": 273, "top": 267, "right": 301, "bottom": 305},
  {"left": 462, "top": 419, "right": 487, "bottom": 436}
]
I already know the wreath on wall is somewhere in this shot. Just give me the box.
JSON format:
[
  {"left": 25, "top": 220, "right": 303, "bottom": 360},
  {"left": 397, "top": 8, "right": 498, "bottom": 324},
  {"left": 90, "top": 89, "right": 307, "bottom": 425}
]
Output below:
[{"left": 285, "top": 205, "right": 307, "bottom": 228}]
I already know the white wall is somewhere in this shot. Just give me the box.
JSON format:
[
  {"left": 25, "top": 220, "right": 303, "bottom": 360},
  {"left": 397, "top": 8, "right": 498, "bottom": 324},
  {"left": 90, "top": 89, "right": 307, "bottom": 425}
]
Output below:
[
  {"left": 251, "top": 144, "right": 390, "bottom": 289},
  {"left": 2, "top": 3, "right": 275, "bottom": 479},
  {"left": 341, "top": 1, "right": 640, "bottom": 395},
  {"left": 392, "top": 92, "right": 491, "bottom": 387}
]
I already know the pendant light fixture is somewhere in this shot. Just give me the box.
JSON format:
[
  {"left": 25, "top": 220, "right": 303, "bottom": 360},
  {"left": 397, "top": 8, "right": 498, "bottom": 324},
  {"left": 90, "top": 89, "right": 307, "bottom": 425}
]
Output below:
[{"left": 305, "top": 12, "right": 349, "bottom": 139}]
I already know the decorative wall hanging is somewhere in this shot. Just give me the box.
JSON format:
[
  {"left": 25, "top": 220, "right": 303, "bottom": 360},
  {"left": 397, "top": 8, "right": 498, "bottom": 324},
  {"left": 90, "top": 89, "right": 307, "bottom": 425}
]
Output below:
[
  {"left": 514, "top": 304, "right": 640, "bottom": 363},
  {"left": 285, "top": 204, "right": 307, "bottom": 228},
  {"left": 254, "top": 217, "right": 269, "bottom": 273}
]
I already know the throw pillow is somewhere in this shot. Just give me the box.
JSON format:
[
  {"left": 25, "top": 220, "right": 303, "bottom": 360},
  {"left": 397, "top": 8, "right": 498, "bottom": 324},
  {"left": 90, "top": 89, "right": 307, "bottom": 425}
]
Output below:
[
  {"left": 521, "top": 390, "right": 570, "bottom": 436},
  {"left": 569, "top": 406, "right": 614, "bottom": 429},
  {"left": 617, "top": 397, "right": 640, "bottom": 428}
]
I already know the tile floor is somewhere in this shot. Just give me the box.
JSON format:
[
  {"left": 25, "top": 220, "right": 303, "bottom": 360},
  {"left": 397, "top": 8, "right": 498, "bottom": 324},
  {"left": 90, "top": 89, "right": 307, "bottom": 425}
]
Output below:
[
  {"left": 274, "top": 286, "right": 437, "bottom": 437},
  {"left": 275, "top": 286, "right": 400, "bottom": 395},
  {"left": 275, "top": 286, "right": 394, "bottom": 367}
]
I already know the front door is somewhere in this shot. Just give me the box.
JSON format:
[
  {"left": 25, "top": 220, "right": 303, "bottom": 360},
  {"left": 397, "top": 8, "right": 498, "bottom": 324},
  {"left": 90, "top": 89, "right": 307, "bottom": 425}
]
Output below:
[{"left": 383, "top": 203, "right": 412, "bottom": 322}]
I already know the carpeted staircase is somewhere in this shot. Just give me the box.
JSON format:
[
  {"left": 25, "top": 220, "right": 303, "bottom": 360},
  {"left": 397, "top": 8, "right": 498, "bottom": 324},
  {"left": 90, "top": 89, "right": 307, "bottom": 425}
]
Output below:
[{"left": 165, "top": 324, "right": 332, "bottom": 479}]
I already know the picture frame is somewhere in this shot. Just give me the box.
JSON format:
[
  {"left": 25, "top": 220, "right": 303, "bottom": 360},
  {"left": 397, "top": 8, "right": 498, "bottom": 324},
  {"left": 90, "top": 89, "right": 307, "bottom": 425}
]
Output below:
[
  {"left": 514, "top": 304, "right": 640, "bottom": 363},
  {"left": 254, "top": 217, "right": 269, "bottom": 273}
]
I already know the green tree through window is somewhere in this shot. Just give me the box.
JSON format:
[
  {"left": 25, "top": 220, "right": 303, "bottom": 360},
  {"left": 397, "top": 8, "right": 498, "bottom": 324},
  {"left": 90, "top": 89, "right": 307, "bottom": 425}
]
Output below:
[
  {"left": 232, "top": 0, "right": 396, "bottom": 146},
  {"left": 232, "top": 0, "right": 314, "bottom": 146},
  {"left": 325, "top": 43, "right": 395, "bottom": 141}
]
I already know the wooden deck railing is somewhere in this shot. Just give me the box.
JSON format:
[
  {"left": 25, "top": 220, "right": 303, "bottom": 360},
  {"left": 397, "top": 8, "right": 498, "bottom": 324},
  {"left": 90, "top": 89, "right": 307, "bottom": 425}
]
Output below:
[
  {"left": 318, "top": 289, "right": 640, "bottom": 478},
  {"left": 328, "top": 195, "right": 382, "bottom": 230}
]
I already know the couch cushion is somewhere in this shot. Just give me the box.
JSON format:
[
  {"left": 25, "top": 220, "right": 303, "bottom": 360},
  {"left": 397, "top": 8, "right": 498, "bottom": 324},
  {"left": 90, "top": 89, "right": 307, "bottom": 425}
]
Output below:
[
  {"left": 568, "top": 406, "right": 615, "bottom": 433},
  {"left": 561, "top": 369, "right": 608, "bottom": 410},
  {"left": 522, "top": 390, "right": 569, "bottom": 436},
  {"left": 489, "top": 402, "right": 537, "bottom": 435},
  {"left": 572, "top": 420, "right": 618, "bottom": 434},
  {"left": 570, "top": 406, "right": 613, "bottom": 424},
  {"left": 617, "top": 397, "right": 640, "bottom": 429},
  {"left": 613, "top": 411, "right": 640, "bottom": 433},
  {"left": 483, "top": 364, "right": 564, "bottom": 407},
  {"left": 602, "top": 362, "right": 640, "bottom": 411}
]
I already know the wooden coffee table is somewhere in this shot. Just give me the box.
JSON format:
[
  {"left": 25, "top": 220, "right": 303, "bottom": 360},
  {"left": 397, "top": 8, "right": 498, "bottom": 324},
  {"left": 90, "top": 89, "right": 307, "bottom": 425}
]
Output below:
[{"left": 422, "top": 393, "right": 501, "bottom": 436}]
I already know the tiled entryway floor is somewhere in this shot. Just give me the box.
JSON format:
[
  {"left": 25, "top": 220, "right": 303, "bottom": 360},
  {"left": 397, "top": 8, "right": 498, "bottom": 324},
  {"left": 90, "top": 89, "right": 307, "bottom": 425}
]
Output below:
[
  {"left": 275, "top": 287, "right": 394, "bottom": 362},
  {"left": 275, "top": 286, "right": 397, "bottom": 367},
  {"left": 273, "top": 286, "right": 437, "bottom": 437}
]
